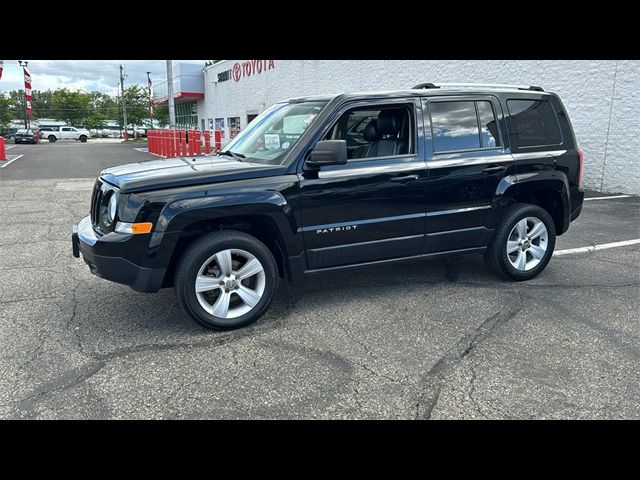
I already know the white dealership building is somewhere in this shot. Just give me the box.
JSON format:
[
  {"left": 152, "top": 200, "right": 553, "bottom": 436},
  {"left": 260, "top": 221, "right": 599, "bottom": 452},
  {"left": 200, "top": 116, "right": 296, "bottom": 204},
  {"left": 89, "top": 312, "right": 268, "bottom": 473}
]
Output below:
[{"left": 159, "top": 60, "right": 640, "bottom": 194}]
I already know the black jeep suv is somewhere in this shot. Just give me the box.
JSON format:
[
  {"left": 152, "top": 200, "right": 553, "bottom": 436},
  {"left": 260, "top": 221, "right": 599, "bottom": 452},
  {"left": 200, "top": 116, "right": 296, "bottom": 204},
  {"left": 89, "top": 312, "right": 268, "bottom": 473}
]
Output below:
[{"left": 72, "top": 83, "right": 585, "bottom": 330}]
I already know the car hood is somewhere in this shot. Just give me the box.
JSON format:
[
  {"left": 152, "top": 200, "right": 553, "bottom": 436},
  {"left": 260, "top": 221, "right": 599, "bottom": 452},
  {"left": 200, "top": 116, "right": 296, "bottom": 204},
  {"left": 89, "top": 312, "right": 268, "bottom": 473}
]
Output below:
[{"left": 100, "top": 155, "right": 287, "bottom": 193}]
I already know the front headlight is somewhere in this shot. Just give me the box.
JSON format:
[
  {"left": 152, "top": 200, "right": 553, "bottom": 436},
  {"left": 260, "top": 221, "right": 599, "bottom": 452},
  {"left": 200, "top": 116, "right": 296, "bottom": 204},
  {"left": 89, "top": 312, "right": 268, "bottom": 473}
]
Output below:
[{"left": 107, "top": 192, "right": 118, "bottom": 224}]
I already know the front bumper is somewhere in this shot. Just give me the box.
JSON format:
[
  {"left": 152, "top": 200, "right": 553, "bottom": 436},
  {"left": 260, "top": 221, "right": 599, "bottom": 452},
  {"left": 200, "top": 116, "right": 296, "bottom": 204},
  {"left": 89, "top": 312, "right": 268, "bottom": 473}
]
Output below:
[{"left": 72, "top": 216, "right": 166, "bottom": 292}]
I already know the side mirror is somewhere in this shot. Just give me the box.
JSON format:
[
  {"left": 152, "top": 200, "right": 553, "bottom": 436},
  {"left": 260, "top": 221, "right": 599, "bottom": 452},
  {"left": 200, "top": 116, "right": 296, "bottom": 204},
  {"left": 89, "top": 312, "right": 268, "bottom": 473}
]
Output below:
[{"left": 306, "top": 140, "right": 348, "bottom": 167}]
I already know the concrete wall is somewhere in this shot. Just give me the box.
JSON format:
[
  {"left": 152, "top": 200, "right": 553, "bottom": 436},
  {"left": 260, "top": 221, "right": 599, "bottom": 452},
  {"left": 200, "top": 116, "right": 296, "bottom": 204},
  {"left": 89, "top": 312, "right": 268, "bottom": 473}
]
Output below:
[{"left": 201, "top": 60, "right": 640, "bottom": 194}]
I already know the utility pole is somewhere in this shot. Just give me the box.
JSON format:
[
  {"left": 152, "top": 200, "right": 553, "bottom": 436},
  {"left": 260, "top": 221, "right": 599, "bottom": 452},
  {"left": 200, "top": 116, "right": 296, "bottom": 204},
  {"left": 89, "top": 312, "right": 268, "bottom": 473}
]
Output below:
[
  {"left": 119, "top": 64, "right": 128, "bottom": 141},
  {"left": 166, "top": 60, "right": 176, "bottom": 128}
]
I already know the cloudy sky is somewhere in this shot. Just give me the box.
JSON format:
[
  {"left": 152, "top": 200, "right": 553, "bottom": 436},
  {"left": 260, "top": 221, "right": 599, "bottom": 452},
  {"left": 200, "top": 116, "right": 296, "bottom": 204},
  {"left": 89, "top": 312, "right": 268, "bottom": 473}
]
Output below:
[{"left": 0, "top": 60, "right": 204, "bottom": 94}]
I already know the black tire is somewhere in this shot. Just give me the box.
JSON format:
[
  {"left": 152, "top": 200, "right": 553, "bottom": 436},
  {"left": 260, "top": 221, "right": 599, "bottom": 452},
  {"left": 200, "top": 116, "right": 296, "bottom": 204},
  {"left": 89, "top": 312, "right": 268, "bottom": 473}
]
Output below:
[
  {"left": 80, "top": 135, "right": 87, "bottom": 143},
  {"left": 48, "top": 135, "right": 56, "bottom": 142},
  {"left": 484, "top": 203, "right": 556, "bottom": 281},
  {"left": 174, "top": 230, "right": 279, "bottom": 330}
]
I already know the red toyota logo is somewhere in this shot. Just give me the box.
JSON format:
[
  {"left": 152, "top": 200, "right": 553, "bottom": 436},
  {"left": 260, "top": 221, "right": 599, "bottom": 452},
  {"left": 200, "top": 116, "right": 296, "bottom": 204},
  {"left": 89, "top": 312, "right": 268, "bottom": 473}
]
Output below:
[{"left": 232, "top": 63, "right": 241, "bottom": 82}]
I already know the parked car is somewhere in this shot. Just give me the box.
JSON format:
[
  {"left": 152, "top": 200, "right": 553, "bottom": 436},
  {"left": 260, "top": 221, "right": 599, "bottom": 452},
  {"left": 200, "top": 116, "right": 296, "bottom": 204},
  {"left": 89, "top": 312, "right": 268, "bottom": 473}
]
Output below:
[
  {"left": 37, "top": 126, "right": 56, "bottom": 137},
  {"left": 14, "top": 128, "right": 38, "bottom": 144},
  {"left": 0, "top": 128, "right": 18, "bottom": 140},
  {"left": 72, "top": 83, "right": 585, "bottom": 330},
  {"left": 44, "top": 126, "right": 91, "bottom": 142}
]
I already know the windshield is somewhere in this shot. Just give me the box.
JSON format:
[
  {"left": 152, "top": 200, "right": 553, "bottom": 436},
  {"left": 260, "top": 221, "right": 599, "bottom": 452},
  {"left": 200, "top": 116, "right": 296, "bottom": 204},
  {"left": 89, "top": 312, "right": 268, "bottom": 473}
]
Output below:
[
  {"left": 221, "top": 101, "right": 328, "bottom": 165},
  {"left": 16, "top": 129, "right": 31, "bottom": 134}
]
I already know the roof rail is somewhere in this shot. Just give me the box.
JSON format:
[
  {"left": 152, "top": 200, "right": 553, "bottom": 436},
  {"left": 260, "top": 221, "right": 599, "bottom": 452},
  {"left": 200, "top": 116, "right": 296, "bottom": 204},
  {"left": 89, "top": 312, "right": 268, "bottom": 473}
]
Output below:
[
  {"left": 413, "top": 82, "right": 440, "bottom": 89},
  {"left": 412, "top": 82, "right": 544, "bottom": 92}
]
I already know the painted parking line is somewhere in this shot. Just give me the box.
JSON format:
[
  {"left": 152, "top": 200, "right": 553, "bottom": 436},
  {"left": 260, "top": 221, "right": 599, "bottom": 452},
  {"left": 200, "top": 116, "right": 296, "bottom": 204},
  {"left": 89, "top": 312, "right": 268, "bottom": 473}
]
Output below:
[
  {"left": 584, "top": 195, "right": 632, "bottom": 201},
  {"left": 0, "top": 155, "right": 24, "bottom": 168},
  {"left": 5, "top": 145, "right": 17, "bottom": 150},
  {"left": 554, "top": 239, "right": 640, "bottom": 256}
]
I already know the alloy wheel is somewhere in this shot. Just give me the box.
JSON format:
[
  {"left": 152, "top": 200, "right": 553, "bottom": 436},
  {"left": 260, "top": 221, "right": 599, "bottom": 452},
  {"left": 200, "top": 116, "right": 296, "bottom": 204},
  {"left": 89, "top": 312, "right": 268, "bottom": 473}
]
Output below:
[
  {"left": 194, "top": 248, "right": 266, "bottom": 319},
  {"left": 506, "top": 216, "right": 549, "bottom": 271}
]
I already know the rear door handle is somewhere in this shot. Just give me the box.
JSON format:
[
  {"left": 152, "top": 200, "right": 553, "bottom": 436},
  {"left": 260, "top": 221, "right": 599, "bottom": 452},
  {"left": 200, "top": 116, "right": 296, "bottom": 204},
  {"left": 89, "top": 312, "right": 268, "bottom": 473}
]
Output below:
[
  {"left": 390, "top": 174, "right": 419, "bottom": 183},
  {"left": 482, "top": 165, "right": 507, "bottom": 174}
]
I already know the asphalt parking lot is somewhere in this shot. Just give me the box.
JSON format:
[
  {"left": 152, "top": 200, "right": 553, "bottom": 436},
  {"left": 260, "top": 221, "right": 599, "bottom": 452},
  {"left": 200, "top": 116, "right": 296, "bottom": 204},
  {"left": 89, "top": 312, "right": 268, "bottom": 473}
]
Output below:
[{"left": 1, "top": 142, "right": 639, "bottom": 419}]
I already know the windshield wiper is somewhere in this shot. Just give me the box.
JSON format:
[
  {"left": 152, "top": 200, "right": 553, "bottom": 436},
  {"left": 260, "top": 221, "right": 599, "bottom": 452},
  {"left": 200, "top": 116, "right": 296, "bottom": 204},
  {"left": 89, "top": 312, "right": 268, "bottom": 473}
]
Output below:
[{"left": 218, "top": 150, "right": 246, "bottom": 162}]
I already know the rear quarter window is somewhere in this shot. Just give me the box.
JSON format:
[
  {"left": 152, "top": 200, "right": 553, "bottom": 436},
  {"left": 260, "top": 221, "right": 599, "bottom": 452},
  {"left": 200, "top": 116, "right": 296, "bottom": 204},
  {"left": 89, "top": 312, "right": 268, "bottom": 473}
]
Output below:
[{"left": 506, "top": 99, "right": 562, "bottom": 149}]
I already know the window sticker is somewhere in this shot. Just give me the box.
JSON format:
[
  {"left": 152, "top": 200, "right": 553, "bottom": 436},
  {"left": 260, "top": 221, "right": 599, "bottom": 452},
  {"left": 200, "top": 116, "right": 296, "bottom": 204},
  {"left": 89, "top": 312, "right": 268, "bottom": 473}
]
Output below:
[
  {"left": 281, "top": 141, "right": 291, "bottom": 149},
  {"left": 264, "top": 134, "right": 281, "bottom": 150}
]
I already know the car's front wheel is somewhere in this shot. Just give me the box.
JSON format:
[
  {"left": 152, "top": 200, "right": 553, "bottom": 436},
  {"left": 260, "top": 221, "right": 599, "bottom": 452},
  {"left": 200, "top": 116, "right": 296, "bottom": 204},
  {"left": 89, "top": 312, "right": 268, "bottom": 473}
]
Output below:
[
  {"left": 175, "top": 230, "right": 279, "bottom": 330},
  {"left": 484, "top": 203, "right": 556, "bottom": 281},
  {"left": 79, "top": 135, "right": 87, "bottom": 143}
]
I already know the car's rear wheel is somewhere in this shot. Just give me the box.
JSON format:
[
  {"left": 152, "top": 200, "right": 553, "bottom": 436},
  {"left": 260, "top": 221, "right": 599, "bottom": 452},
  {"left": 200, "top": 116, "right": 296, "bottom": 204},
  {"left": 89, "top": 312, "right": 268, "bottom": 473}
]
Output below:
[
  {"left": 484, "top": 203, "right": 556, "bottom": 281},
  {"left": 48, "top": 135, "right": 56, "bottom": 142},
  {"left": 175, "top": 230, "right": 279, "bottom": 330},
  {"left": 80, "top": 135, "right": 87, "bottom": 143}
]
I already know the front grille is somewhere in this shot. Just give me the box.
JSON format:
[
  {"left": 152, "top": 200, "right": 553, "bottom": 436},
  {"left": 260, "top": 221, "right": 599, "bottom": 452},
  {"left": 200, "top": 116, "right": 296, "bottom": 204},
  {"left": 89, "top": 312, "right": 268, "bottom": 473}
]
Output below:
[{"left": 90, "top": 180, "right": 102, "bottom": 227}]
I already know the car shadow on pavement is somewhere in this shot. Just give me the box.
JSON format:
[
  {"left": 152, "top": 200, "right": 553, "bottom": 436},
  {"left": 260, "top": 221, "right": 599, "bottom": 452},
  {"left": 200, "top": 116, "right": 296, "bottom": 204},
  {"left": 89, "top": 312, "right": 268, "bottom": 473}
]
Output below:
[{"left": 68, "top": 254, "right": 502, "bottom": 355}]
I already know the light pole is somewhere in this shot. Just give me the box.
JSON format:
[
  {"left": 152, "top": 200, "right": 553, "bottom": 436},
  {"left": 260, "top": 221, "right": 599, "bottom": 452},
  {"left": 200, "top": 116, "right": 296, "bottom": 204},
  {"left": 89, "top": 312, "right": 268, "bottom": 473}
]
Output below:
[
  {"left": 166, "top": 60, "right": 176, "bottom": 129},
  {"left": 18, "top": 60, "right": 29, "bottom": 128}
]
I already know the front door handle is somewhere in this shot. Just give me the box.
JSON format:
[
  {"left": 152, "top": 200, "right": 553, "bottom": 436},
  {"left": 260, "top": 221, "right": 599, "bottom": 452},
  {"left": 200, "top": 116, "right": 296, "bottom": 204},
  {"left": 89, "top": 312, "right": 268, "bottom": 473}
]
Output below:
[
  {"left": 390, "top": 174, "right": 419, "bottom": 183},
  {"left": 482, "top": 165, "right": 507, "bottom": 174}
]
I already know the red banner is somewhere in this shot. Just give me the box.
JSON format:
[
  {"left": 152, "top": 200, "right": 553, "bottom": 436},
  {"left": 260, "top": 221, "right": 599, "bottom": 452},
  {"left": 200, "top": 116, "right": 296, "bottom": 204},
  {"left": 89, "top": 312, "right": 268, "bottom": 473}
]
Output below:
[
  {"left": 0, "top": 60, "right": 4, "bottom": 80},
  {"left": 23, "top": 67, "right": 32, "bottom": 115},
  {"left": 147, "top": 72, "right": 153, "bottom": 114}
]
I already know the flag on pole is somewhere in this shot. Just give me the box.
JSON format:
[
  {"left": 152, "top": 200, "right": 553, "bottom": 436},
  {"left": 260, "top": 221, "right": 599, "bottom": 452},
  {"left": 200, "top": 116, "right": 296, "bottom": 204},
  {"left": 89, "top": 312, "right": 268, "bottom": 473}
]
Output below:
[
  {"left": 147, "top": 72, "right": 154, "bottom": 114},
  {"left": 23, "top": 66, "right": 32, "bottom": 115},
  {"left": 0, "top": 60, "right": 4, "bottom": 80}
]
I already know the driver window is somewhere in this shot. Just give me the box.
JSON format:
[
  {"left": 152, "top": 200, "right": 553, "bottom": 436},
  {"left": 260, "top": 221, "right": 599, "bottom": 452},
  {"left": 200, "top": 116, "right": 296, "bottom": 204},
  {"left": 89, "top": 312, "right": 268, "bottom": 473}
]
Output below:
[{"left": 325, "top": 104, "right": 414, "bottom": 160}]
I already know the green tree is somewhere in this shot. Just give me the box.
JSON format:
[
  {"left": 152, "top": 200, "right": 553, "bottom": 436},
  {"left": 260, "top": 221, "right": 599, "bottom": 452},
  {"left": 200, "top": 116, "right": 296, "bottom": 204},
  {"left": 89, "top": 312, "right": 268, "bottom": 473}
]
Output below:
[
  {"left": 118, "top": 85, "right": 151, "bottom": 128},
  {"left": 0, "top": 93, "right": 14, "bottom": 128},
  {"left": 51, "top": 88, "right": 91, "bottom": 126},
  {"left": 30, "top": 89, "right": 55, "bottom": 119},
  {"left": 153, "top": 102, "right": 169, "bottom": 127},
  {"left": 83, "top": 111, "right": 108, "bottom": 130},
  {"left": 7, "top": 90, "right": 26, "bottom": 122}
]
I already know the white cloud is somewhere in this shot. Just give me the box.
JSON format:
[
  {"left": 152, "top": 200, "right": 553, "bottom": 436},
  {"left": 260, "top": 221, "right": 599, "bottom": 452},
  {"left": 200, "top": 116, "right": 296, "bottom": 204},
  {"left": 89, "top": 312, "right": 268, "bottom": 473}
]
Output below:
[{"left": 0, "top": 60, "right": 205, "bottom": 94}]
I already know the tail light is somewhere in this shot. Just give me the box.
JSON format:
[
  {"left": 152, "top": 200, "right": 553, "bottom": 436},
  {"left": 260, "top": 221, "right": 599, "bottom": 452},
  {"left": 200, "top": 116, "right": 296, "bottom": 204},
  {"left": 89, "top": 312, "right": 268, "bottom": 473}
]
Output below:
[{"left": 577, "top": 149, "right": 584, "bottom": 188}]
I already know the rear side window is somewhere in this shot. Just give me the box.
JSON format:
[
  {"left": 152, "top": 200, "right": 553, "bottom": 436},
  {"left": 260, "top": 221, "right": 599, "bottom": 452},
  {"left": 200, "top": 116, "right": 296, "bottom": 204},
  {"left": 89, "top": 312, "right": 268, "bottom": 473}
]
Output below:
[
  {"left": 430, "top": 101, "right": 479, "bottom": 152},
  {"left": 506, "top": 99, "right": 562, "bottom": 148},
  {"left": 430, "top": 100, "right": 502, "bottom": 153},
  {"left": 477, "top": 101, "right": 500, "bottom": 148}
]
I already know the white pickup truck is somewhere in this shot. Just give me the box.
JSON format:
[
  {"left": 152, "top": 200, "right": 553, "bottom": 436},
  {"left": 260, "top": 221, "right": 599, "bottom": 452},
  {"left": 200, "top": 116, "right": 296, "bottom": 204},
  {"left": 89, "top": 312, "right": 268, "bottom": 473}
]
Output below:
[{"left": 42, "top": 126, "right": 91, "bottom": 143}]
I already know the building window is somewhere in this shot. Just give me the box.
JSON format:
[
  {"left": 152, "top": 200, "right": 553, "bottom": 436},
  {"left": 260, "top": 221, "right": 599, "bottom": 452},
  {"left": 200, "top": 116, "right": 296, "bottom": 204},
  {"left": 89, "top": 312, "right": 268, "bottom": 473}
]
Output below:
[
  {"left": 228, "top": 117, "right": 241, "bottom": 139},
  {"left": 175, "top": 101, "right": 198, "bottom": 129},
  {"left": 215, "top": 118, "right": 225, "bottom": 138}
]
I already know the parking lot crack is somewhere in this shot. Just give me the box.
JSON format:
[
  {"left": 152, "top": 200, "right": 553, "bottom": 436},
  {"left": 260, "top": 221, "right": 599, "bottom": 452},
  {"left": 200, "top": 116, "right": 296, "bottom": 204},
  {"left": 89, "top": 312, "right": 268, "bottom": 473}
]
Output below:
[
  {"left": 467, "top": 364, "right": 487, "bottom": 419},
  {"left": 17, "top": 361, "right": 107, "bottom": 418},
  {"left": 66, "top": 281, "right": 86, "bottom": 356},
  {"left": 526, "top": 282, "right": 640, "bottom": 289},
  {"left": 352, "top": 378, "right": 366, "bottom": 415},
  {"left": 308, "top": 307, "right": 409, "bottom": 385},
  {"left": 0, "top": 295, "right": 63, "bottom": 305},
  {"left": 417, "top": 291, "right": 524, "bottom": 419}
]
